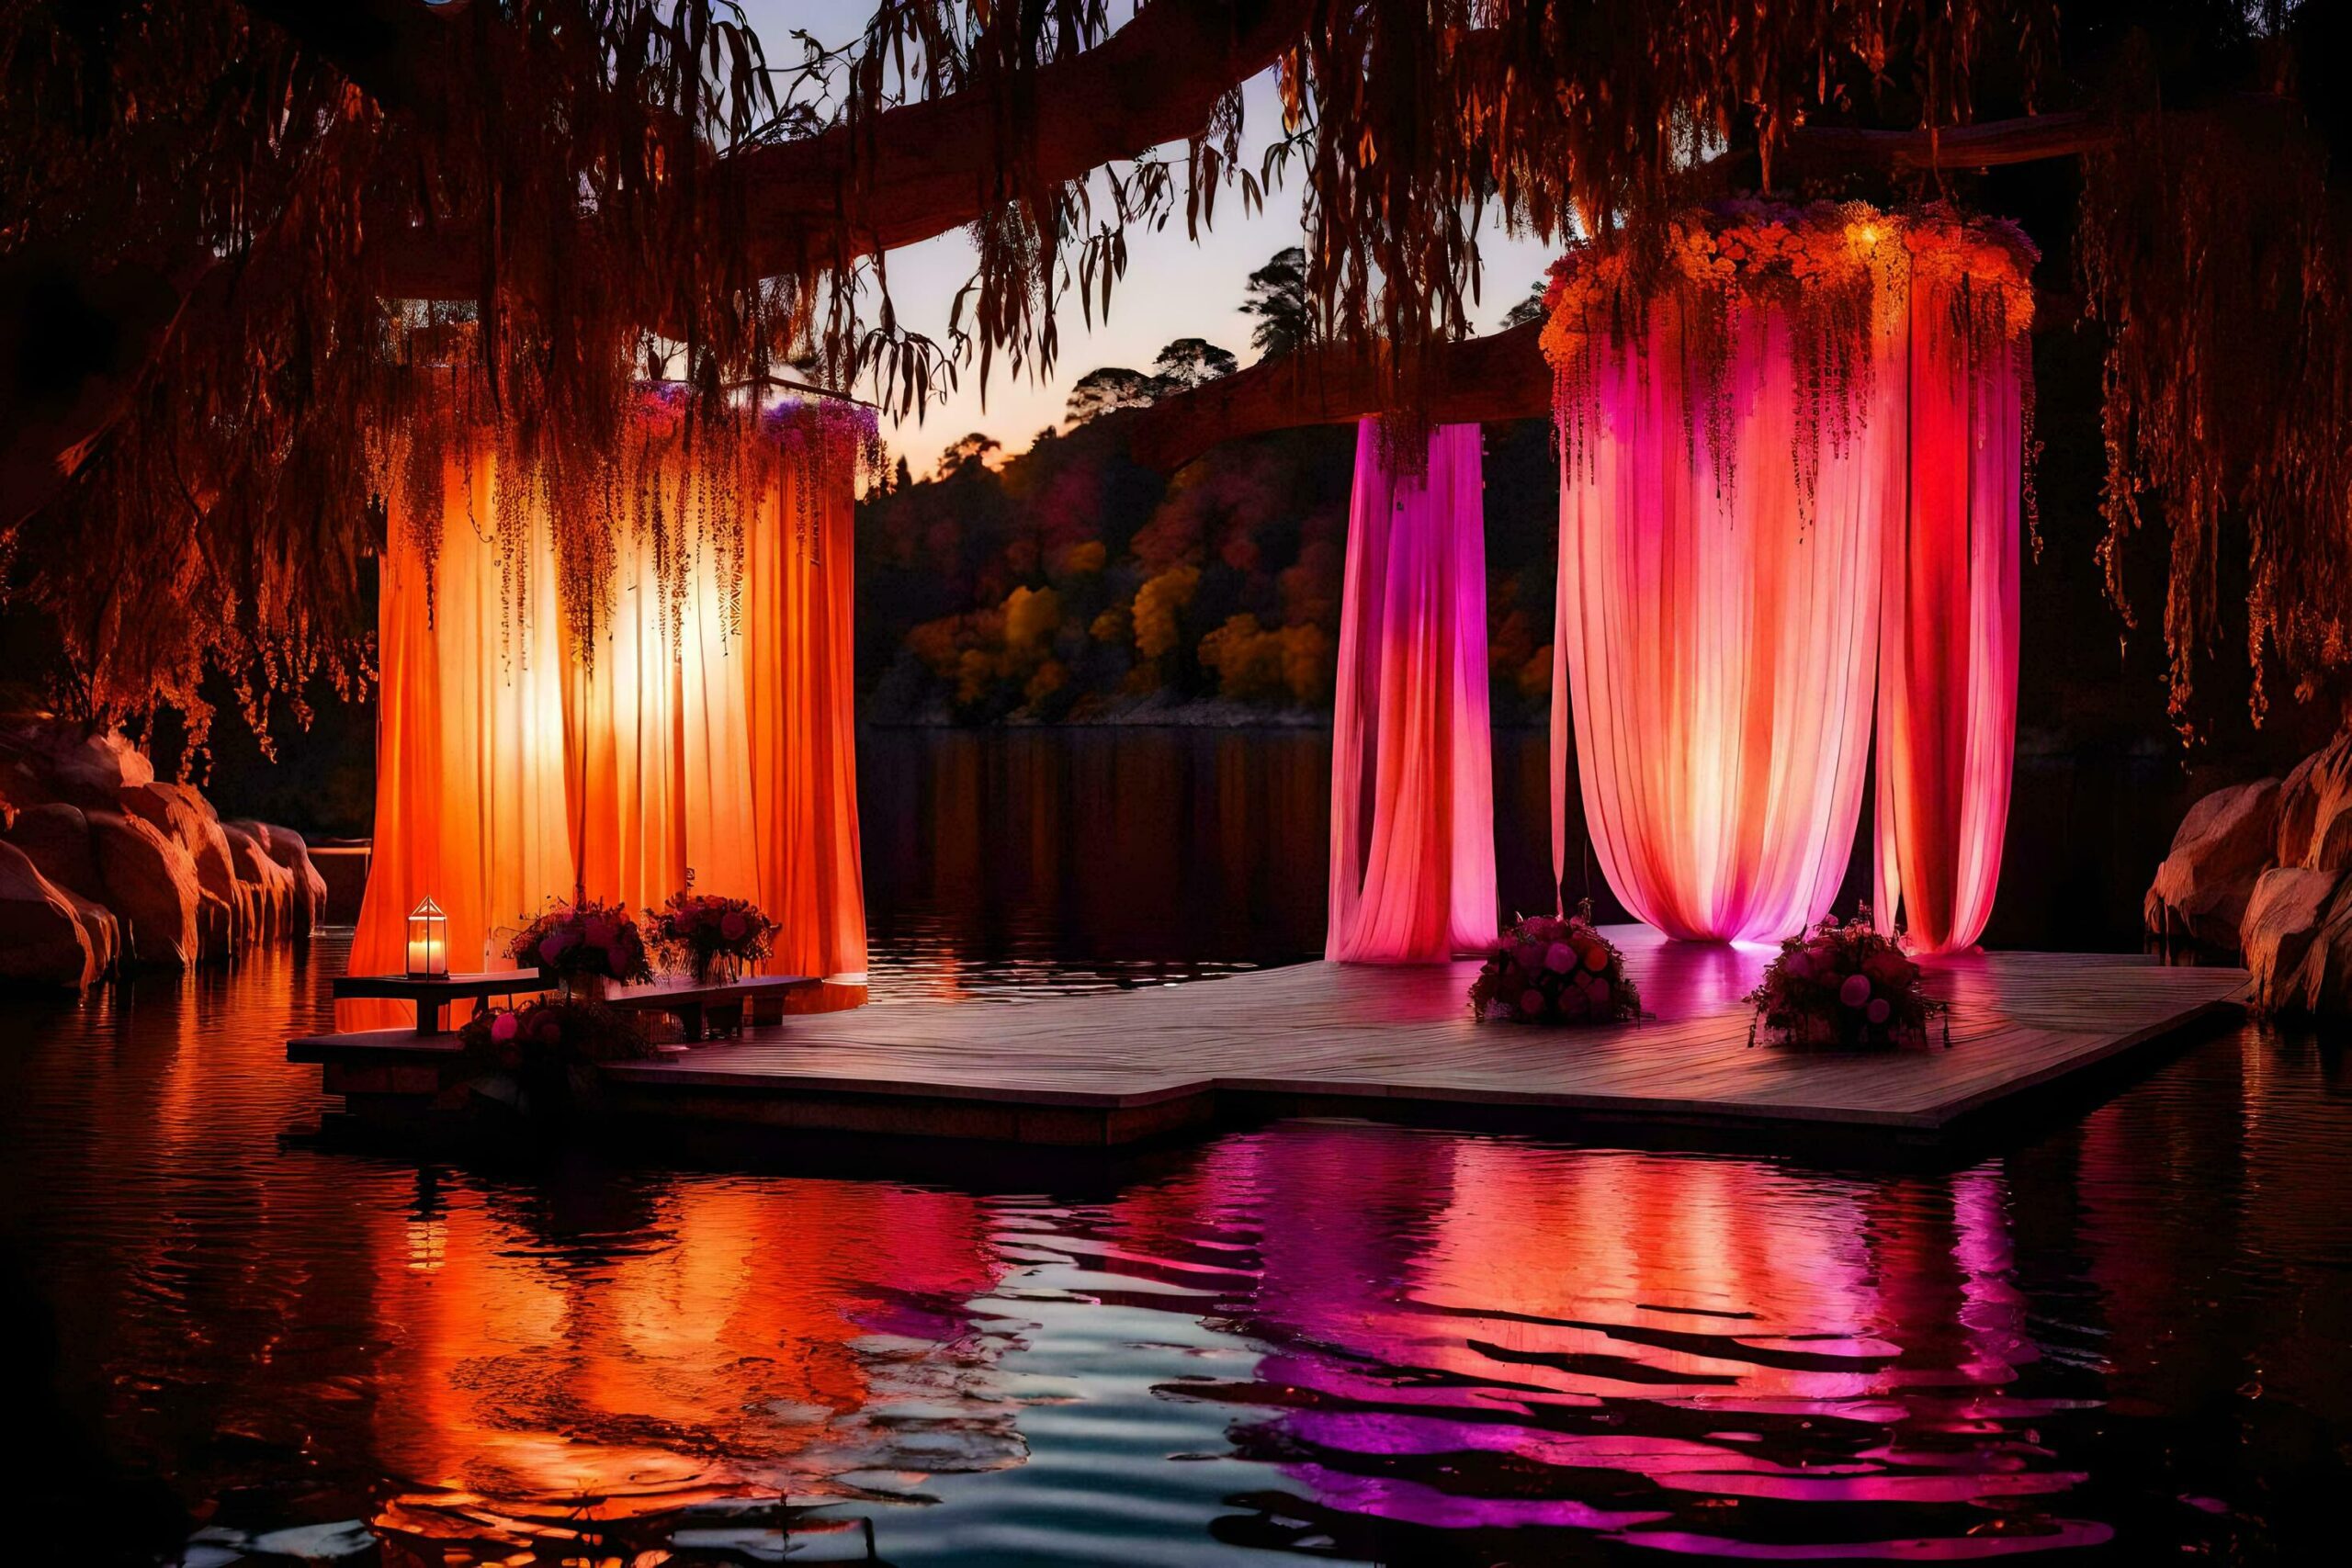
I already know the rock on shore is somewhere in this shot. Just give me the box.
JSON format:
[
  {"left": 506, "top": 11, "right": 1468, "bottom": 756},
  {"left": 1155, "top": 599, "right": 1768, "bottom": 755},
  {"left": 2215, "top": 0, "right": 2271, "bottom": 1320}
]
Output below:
[
  {"left": 0, "top": 721, "right": 322, "bottom": 987},
  {"left": 2145, "top": 726, "right": 2352, "bottom": 1015}
]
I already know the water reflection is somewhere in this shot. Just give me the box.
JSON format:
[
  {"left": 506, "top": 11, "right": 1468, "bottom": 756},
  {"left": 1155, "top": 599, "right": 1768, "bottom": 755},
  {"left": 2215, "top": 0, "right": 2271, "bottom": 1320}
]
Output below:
[
  {"left": 361, "top": 1173, "right": 1024, "bottom": 1551},
  {"left": 1012, "top": 1128, "right": 2109, "bottom": 1559},
  {"left": 860, "top": 728, "right": 1339, "bottom": 998},
  {"left": 0, "top": 733, "right": 2344, "bottom": 1564}
]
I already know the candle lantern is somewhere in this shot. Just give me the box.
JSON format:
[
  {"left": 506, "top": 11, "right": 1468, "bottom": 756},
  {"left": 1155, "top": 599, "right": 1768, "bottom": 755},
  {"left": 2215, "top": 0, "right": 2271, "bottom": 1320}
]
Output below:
[{"left": 405, "top": 897, "right": 450, "bottom": 979}]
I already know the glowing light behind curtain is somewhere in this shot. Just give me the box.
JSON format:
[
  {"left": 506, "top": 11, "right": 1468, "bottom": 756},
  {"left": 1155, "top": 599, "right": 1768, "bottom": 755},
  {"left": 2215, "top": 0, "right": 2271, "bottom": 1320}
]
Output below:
[
  {"left": 1874, "top": 267, "right": 2026, "bottom": 953},
  {"left": 1547, "top": 297, "right": 1889, "bottom": 943},
  {"left": 1326, "top": 421, "right": 1498, "bottom": 962},
  {"left": 345, "top": 398, "right": 868, "bottom": 1027},
  {"left": 1544, "top": 204, "right": 2035, "bottom": 948}
]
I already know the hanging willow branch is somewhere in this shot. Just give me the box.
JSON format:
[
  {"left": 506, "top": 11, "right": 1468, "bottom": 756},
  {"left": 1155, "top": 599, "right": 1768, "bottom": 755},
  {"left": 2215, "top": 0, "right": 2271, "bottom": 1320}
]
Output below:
[
  {"left": 0, "top": 0, "right": 2045, "bottom": 748},
  {"left": 2080, "top": 93, "right": 2352, "bottom": 731},
  {"left": 1277, "top": 1, "right": 2053, "bottom": 433}
]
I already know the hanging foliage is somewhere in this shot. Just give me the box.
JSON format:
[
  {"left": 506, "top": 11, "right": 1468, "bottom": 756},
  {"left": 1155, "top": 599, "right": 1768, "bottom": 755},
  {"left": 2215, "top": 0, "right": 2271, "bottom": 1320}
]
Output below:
[
  {"left": 0, "top": 0, "right": 2050, "bottom": 747},
  {"left": 375, "top": 375, "right": 885, "bottom": 674},
  {"left": 1539, "top": 200, "right": 2038, "bottom": 511},
  {"left": 1280, "top": 1, "right": 2052, "bottom": 427},
  {"left": 0, "top": 0, "right": 1149, "bottom": 741},
  {"left": 2079, "top": 94, "right": 2352, "bottom": 730}
]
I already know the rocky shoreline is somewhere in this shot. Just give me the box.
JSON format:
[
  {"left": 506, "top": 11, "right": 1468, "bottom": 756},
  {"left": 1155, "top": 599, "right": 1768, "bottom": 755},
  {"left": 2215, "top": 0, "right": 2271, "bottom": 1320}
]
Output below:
[
  {"left": 0, "top": 722, "right": 325, "bottom": 989},
  {"left": 2145, "top": 724, "right": 2352, "bottom": 1015}
]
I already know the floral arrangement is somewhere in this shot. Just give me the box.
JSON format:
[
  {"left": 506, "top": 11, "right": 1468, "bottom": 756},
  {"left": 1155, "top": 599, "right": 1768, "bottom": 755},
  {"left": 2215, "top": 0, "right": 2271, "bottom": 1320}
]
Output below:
[
  {"left": 650, "top": 890, "right": 777, "bottom": 983},
  {"left": 1540, "top": 200, "right": 2039, "bottom": 515},
  {"left": 1469, "top": 908, "right": 1642, "bottom": 1025},
  {"left": 1746, "top": 911, "right": 1949, "bottom": 1049},
  {"left": 507, "top": 897, "right": 654, "bottom": 987},
  {"left": 459, "top": 996, "right": 662, "bottom": 1074},
  {"left": 1539, "top": 199, "right": 2038, "bottom": 338}
]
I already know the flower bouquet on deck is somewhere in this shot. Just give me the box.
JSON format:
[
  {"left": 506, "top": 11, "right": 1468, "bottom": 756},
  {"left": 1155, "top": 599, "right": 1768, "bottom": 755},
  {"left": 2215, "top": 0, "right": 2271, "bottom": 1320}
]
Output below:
[
  {"left": 458, "top": 996, "right": 661, "bottom": 1121},
  {"left": 507, "top": 897, "right": 654, "bottom": 998},
  {"left": 1747, "top": 910, "right": 1949, "bottom": 1049},
  {"left": 1470, "top": 906, "right": 1643, "bottom": 1025},
  {"left": 650, "top": 889, "right": 778, "bottom": 985}
]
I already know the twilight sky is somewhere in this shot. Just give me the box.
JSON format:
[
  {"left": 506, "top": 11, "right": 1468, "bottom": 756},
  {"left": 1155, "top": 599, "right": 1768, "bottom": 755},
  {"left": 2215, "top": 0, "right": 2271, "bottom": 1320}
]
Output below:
[{"left": 758, "top": 1, "right": 1562, "bottom": 468}]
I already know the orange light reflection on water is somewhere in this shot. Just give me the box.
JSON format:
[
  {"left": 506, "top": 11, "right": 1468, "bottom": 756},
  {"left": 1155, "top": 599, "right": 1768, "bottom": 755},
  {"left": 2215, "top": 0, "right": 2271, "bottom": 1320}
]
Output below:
[{"left": 356, "top": 1176, "right": 1012, "bottom": 1546}]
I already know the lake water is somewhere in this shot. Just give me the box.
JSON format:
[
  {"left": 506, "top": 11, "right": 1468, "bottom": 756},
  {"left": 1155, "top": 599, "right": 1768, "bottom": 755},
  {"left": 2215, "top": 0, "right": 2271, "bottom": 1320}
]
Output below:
[
  {"left": 3, "top": 729, "right": 2344, "bottom": 1564},
  {"left": 857, "top": 728, "right": 2203, "bottom": 998}
]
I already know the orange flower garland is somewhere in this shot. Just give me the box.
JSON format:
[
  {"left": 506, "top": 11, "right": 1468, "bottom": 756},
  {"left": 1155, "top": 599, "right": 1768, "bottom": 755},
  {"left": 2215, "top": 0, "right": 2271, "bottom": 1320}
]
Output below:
[{"left": 1542, "top": 201, "right": 2038, "bottom": 518}]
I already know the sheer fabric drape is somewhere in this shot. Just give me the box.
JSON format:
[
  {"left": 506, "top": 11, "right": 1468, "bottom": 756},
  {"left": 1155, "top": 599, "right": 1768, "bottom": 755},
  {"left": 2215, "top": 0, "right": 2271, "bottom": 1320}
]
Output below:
[
  {"left": 345, "top": 405, "right": 866, "bottom": 1027},
  {"left": 1873, "top": 280, "right": 2023, "bottom": 954},
  {"left": 1545, "top": 209, "right": 2032, "bottom": 951},
  {"left": 1551, "top": 299, "right": 1888, "bottom": 943},
  {"left": 1326, "top": 421, "right": 1498, "bottom": 963}
]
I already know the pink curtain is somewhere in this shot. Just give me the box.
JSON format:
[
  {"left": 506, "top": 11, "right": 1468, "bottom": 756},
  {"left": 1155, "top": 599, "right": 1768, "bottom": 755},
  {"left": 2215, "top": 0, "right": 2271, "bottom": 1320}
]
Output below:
[
  {"left": 1551, "top": 297, "right": 1888, "bottom": 943},
  {"left": 1544, "top": 208, "right": 2035, "bottom": 951},
  {"left": 1873, "top": 283, "right": 2024, "bottom": 954},
  {"left": 1326, "top": 421, "right": 1498, "bottom": 962},
  {"left": 344, "top": 399, "right": 867, "bottom": 1027}
]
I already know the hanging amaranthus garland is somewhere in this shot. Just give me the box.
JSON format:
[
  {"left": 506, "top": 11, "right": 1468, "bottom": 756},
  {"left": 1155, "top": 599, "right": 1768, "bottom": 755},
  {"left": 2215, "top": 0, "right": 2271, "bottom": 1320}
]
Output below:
[
  {"left": 369, "top": 373, "right": 883, "bottom": 671},
  {"left": 1538, "top": 201, "right": 2039, "bottom": 516}
]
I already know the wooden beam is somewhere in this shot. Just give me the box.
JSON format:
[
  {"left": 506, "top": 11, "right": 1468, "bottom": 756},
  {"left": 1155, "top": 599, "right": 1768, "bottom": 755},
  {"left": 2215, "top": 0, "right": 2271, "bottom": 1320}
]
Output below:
[
  {"left": 1126, "top": 280, "right": 2083, "bottom": 474},
  {"left": 238, "top": 0, "right": 475, "bottom": 123},
  {"left": 1125, "top": 108, "right": 2122, "bottom": 471},
  {"left": 1777, "top": 110, "right": 2116, "bottom": 173},
  {"left": 1123, "top": 320, "right": 1550, "bottom": 473},
  {"left": 372, "top": 0, "right": 1314, "bottom": 298}
]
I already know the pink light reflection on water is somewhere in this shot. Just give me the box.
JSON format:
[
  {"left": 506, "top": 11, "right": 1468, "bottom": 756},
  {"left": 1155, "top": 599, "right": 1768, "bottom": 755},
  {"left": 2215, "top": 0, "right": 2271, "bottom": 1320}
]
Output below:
[{"left": 1104, "top": 1123, "right": 2114, "bottom": 1556}]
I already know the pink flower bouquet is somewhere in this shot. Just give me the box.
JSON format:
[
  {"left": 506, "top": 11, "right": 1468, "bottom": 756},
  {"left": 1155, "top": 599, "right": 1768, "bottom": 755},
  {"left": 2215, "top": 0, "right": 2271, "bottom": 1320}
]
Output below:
[
  {"left": 650, "top": 890, "right": 778, "bottom": 983},
  {"left": 1469, "top": 908, "right": 1642, "bottom": 1025},
  {"left": 459, "top": 995, "right": 659, "bottom": 1073},
  {"left": 507, "top": 897, "right": 655, "bottom": 987},
  {"left": 1747, "top": 911, "right": 1949, "bottom": 1049}
]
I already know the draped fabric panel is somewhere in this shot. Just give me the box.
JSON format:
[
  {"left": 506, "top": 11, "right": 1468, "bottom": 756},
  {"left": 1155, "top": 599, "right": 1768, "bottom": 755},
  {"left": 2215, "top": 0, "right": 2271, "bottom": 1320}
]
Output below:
[
  {"left": 350, "top": 453, "right": 574, "bottom": 1031},
  {"left": 1873, "top": 287, "right": 2023, "bottom": 954},
  {"left": 1326, "top": 421, "right": 1498, "bottom": 963},
  {"left": 1551, "top": 299, "right": 1887, "bottom": 943},
  {"left": 344, "top": 402, "right": 866, "bottom": 1028},
  {"left": 741, "top": 423, "right": 870, "bottom": 982},
  {"left": 1544, "top": 206, "right": 2034, "bottom": 951}
]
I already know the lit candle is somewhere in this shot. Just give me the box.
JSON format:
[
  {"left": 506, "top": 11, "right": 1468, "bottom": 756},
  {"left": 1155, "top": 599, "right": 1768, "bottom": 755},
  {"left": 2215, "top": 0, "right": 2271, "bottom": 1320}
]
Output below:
[{"left": 406, "top": 897, "right": 449, "bottom": 978}]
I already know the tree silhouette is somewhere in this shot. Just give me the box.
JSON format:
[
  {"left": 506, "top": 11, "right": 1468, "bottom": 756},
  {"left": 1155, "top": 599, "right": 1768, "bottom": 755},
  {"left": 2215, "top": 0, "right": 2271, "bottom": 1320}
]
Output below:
[
  {"left": 1150, "top": 338, "right": 1239, "bottom": 391},
  {"left": 934, "top": 433, "right": 1002, "bottom": 479},
  {"left": 1240, "top": 248, "right": 1315, "bottom": 361},
  {"left": 1065, "top": 367, "right": 1159, "bottom": 424},
  {"left": 1499, "top": 281, "right": 1548, "bottom": 331}
]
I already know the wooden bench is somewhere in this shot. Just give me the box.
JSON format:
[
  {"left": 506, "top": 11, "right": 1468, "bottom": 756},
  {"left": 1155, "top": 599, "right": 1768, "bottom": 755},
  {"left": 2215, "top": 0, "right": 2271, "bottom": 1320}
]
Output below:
[
  {"left": 331, "top": 971, "right": 557, "bottom": 1035},
  {"left": 607, "top": 976, "right": 823, "bottom": 1042}
]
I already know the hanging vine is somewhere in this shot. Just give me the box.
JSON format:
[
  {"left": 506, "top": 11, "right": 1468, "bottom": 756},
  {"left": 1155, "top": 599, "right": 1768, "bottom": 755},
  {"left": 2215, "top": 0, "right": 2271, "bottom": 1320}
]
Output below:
[
  {"left": 2079, "top": 87, "right": 2352, "bottom": 731},
  {"left": 0, "top": 1, "right": 2059, "bottom": 747}
]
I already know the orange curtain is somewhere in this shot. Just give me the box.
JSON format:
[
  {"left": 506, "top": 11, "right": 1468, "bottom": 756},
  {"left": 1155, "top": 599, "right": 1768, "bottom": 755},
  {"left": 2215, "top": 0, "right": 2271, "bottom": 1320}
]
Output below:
[{"left": 345, "top": 400, "right": 866, "bottom": 1028}]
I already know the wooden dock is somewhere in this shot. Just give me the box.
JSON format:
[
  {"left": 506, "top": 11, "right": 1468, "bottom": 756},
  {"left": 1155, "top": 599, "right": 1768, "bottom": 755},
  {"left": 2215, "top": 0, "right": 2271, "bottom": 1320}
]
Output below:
[{"left": 291, "top": 928, "right": 2248, "bottom": 1148}]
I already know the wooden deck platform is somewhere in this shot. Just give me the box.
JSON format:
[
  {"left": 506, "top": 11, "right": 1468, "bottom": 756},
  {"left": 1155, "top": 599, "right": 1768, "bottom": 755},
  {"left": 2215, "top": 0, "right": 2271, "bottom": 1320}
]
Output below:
[{"left": 291, "top": 928, "right": 2249, "bottom": 1148}]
